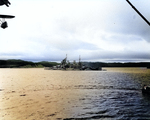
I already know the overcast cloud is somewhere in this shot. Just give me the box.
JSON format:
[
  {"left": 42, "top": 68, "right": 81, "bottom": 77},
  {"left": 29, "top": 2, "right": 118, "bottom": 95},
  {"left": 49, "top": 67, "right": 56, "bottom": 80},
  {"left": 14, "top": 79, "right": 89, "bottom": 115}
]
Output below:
[{"left": 0, "top": 0, "right": 150, "bottom": 62}]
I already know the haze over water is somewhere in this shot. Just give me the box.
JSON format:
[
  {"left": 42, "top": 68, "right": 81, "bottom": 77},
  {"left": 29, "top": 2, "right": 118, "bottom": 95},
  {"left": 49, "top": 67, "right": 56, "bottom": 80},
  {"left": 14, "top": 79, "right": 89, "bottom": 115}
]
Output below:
[{"left": 0, "top": 68, "right": 150, "bottom": 119}]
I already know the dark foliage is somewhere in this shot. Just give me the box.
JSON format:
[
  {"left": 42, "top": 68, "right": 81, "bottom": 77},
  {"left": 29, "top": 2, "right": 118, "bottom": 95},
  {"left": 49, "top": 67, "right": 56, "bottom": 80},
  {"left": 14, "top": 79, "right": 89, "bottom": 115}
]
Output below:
[
  {"left": 0, "top": 59, "right": 60, "bottom": 68},
  {"left": 0, "top": 59, "right": 150, "bottom": 68},
  {"left": 82, "top": 62, "right": 150, "bottom": 68}
]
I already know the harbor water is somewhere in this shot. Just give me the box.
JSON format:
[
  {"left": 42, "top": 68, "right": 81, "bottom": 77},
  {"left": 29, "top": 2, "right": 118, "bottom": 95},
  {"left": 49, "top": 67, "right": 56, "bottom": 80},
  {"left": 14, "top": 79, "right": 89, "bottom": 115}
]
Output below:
[{"left": 0, "top": 68, "right": 150, "bottom": 119}]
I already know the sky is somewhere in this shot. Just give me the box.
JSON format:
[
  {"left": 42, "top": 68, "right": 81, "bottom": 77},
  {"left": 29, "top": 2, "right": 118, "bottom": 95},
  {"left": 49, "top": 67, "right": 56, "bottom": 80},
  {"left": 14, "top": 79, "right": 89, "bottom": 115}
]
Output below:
[{"left": 0, "top": 0, "right": 150, "bottom": 63}]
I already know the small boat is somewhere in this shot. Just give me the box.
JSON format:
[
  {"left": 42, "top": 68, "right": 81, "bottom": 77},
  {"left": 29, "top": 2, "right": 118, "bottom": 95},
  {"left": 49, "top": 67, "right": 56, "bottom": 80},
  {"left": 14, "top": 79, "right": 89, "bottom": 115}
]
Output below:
[{"left": 142, "top": 85, "right": 150, "bottom": 94}]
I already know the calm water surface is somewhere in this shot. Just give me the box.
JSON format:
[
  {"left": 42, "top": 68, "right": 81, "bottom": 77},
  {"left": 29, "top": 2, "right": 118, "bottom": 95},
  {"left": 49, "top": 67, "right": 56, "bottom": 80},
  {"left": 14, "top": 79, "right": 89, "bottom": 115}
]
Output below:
[{"left": 0, "top": 68, "right": 150, "bottom": 120}]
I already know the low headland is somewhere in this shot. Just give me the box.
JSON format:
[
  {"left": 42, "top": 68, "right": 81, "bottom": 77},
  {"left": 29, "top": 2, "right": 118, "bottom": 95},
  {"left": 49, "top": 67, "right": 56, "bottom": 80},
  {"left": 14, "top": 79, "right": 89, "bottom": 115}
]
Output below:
[{"left": 0, "top": 59, "right": 150, "bottom": 69}]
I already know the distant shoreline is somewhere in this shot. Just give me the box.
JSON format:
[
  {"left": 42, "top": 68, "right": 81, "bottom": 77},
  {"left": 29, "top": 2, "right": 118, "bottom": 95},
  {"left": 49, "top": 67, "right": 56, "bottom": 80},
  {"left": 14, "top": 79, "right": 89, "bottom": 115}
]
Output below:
[{"left": 0, "top": 59, "right": 150, "bottom": 68}]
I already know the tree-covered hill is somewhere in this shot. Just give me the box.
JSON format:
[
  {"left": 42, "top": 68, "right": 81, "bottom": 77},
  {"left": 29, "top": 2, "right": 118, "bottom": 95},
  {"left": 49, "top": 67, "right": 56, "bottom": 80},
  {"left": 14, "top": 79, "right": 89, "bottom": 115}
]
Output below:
[
  {"left": 0, "top": 59, "right": 150, "bottom": 68},
  {"left": 0, "top": 59, "right": 60, "bottom": 68}
]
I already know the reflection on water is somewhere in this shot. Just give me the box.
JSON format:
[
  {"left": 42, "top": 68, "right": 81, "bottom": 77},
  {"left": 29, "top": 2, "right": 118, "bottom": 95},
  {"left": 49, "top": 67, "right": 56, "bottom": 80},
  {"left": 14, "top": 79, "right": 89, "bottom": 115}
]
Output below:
[{"left": 0, "top": 68, "right": 150, "bottom": 119}]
